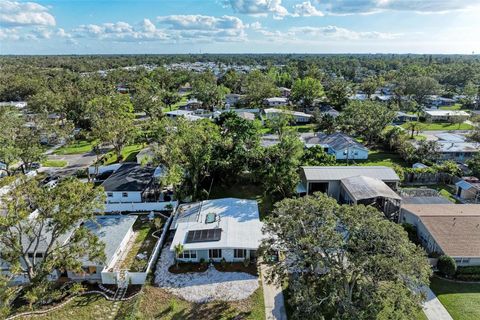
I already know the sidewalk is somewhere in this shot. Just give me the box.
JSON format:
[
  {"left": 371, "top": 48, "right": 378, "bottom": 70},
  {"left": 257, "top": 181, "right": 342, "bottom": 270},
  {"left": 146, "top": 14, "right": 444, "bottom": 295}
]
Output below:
[
  {"left": 422, "top": 286, "right": 453, "bottom": 320},
  {"left": 260, "top": 264, "right": 287, "bottom": 320}
]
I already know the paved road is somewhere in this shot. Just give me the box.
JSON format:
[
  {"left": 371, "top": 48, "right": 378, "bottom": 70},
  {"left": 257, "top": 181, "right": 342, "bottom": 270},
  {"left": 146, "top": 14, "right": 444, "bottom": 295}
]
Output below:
[
  {"left": 40, "top": 147, "right": 110, "bottom": 177},
  {"left": 422, "top": 286, "right": 453, "bottom": 320},
  {"left": 260, "top": 264, "right": 287, "bottom": 320}
]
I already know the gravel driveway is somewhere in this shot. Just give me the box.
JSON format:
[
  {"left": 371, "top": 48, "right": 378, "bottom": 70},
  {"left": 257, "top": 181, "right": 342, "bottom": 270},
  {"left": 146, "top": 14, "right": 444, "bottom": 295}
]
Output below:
[{"left": 154, "top": 247, "right": 259, "bottom": 303}]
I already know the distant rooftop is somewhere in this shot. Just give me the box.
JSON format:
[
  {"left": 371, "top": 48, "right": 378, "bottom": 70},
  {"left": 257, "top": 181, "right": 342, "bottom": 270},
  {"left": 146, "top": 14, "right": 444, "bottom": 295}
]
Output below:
[{"left": 301, "top": 166, "right": 400, "bottom": 182}]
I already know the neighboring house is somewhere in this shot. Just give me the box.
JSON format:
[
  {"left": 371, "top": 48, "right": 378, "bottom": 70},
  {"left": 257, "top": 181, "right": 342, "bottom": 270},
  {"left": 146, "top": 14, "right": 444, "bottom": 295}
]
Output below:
[
  {"left": 101, "top": 163, "right": 167, "bottom": 203},
  {"left": 298, "top": 166, "right": 400, "bottom": 198},
  {"left": 395, "top": 111, "right": 418, "bottom": 123},
  {"left": 165, "top": 110, "right": 203, "bottom": 121},
  {"left": 401, "top": 204, "right": 480, "bottom": 266},
  {"left": 68, "top": 215, "right": 137, "bottom": 283},
  {"left": 263, "top": 97, "right": 288, "bottom": 107},
  {"left": 170, "top": 198, "right": 263, "bottom": 263},
  {"left": 0, "top": 101, "right": 27, "bottom": 110},
  {"left": 136, "top": 147, "right": 154, "bottom": 164},
  {"left": 426, "top": 96, "right": 456, "bottom": 108},
  {"left": 278, "top": 87, "right": 291, "bottom": 98},
  {"left": 436, "top": 141, "right": 479, "bottom": 162},
  {"left": 435, "top": 133, "right": 467, "bottom": 143},
  {"left": 225, "top": 94, "right": 244, "bottom": 107},
  {"left": 298, "top": 166, "right": 401, "bottom": 219},
  {"left": 262, "top": 108, "right": 313, "bottom": 124},
  {"left": 236, "top": 111, "right": 256, "bottom": 121},
  {"left": 424, "top": 110, "right": 470, "bottom": 122},
  {"left": 318, "top": 106, "right": 340, "bottom": 118},
  {"left": 455, "top": 177, "right": 480, "bottom": 202},
  {"left": 300, "top": 132, "right": 369, "bottom": 160}
]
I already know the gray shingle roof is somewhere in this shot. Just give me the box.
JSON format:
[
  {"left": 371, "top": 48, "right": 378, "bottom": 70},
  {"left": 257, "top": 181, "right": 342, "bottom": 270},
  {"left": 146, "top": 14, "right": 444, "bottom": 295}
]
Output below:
[
  {"left": 301, "top": 132, "right": 368, "bottom": 152},
  {"left": 302, "top": 166, "right": 400, "bottom": 182},
  {"left": 101, "top": 163, "right": 155, "bottom": 192}
]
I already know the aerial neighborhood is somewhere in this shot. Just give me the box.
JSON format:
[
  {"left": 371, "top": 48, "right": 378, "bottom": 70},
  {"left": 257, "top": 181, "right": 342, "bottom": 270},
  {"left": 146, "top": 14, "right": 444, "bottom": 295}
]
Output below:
[{"left": 1, "top": 9, "right": 480, "bottom": 319}]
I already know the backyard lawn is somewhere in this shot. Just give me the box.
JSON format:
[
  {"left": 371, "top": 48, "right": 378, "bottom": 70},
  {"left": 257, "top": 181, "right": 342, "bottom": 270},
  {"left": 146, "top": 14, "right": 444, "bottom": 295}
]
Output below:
[
  {"left": 102, "top": 144, "right": 145, "bottom": 165},
  {"left": 439, "top": 103, "right": 462, "bottom": 110},
  {"left": 344, "top": 150, "right": 407, "bottom": 168},
  {"left": 430, "top": 277, "right": 480, "bottom": 320},
  {"left": 119, "top": 219, "right": 158, "bottom": 271},
  {"left": 132, "top": 285, "right": 265, "bottom": 320},
  {"left": 401, "top": 122, "right": 474, "bottom": 131},
  {"left": 54, "top": 140, "right": 95, "bottom": 155},
  {"left": 42, "top": 160, "right": 68, "bottom": 167}
]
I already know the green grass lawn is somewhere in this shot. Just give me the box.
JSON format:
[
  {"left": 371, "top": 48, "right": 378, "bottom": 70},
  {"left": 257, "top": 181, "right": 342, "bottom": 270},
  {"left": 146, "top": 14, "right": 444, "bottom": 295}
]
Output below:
[
  {"left": 42, "top": 160, "right": 68, "bottom": 167},
  {"left": 439, "top": 103, "right": 462, "bottom": 111},
  {"left": 102, "top": 144, "right": 145, "bottom": 165},
  {"left": 16, "top": 294, "right": 118, "bottom": 320},
  {"left": 119, "top": 220, "right": 157, "bottom": 271},
  {"left": 209, "top": 182, "right": 273, "bottom": 219},
  {"left": 162, "top": 95, "right": 189, "bottom": 112},
  {"left": 431, "top": 277, "right": 480, "bottom": 320},
  {"left": 402, "top": 122, "right": 474, "bottom": 131},
  {"left": 343, "top": 149, "right": 407, "bottom": 168},
  {"left": 54, "top": 140, "right": 95, "bottom": 155},
  {"left": 133, "top": 286, "right": 265, "bottom": 320}
]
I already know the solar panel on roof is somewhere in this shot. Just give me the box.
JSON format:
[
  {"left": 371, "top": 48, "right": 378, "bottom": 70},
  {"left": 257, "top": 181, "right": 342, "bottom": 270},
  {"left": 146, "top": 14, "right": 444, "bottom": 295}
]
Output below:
[{"left": 185, "top": 228, "right": 222, "bottom": 243}]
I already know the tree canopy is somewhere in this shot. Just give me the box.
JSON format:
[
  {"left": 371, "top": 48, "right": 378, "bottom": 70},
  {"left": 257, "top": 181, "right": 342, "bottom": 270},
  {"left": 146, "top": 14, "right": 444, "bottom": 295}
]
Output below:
[{"left": 261, "top": 193, "right": 431, "bottom": 320}]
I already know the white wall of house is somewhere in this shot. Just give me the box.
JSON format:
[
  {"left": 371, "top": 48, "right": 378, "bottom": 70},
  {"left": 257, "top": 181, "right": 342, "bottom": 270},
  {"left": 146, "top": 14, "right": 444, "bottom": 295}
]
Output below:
[
  {"left": 332, "top": 147, "right": 368, "bottom": 160},
  {"left": 293, "top": 115, "right": 311, "bottom": 123},
  {"left": 176, "top": 248, "right": 256, "bottom": 263},
  {"left": 106, "top": 191, "right": 142, "bottom": 203}
]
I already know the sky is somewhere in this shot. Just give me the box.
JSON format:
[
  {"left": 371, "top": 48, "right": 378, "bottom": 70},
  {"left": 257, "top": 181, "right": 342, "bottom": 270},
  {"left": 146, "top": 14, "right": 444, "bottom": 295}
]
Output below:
[{"left": 1, "top": 0, "right": 480, "bottom": 55}]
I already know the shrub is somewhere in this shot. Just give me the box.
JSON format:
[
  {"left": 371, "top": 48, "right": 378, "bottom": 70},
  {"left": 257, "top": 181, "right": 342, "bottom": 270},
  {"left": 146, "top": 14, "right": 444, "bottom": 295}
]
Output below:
[
  {"left": 220, "top": 257, "right": 227, "bottom": 268},
  {"left": 243, "top": 257, "right": 251, "bottom": 267},
  {"left": 401, "top": 223, "right": 419, "bottom": 244},
  {"left": 437, "top": 255, "right": 457, "bottom": 277}
]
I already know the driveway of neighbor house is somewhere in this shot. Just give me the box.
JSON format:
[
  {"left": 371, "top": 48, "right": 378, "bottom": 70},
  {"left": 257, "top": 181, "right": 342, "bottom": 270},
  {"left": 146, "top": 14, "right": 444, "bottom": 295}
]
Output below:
[
  {"left": 422, "top": 286, "right": 453, "bottom": 320},
  {"left": 154, "top": 247, "right": 259, "bottom": 303}
]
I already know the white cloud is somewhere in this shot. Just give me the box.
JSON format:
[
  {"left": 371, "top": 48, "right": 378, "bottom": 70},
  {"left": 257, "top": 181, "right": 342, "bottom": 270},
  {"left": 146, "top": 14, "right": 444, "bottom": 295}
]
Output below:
[
  {"left": 73, "top": 19, "right": 168, "bottom": 42},
  {"left": 248, "top": 21, "right": 263, "bottom": 30},
  {"left": 0, "top": 1, "right": 55, "bottom": 27},
  {"left": 289, "top": 25, "right": 399, "bottom": 40},
  {"left": 157, "top": 15, "right": 247, "bottom": 42},
  {"left": 226, "top": 0, "right": 289, "bottom": 19},
  {"left": 292, "top": 1, "right": 324, "bottom": 17},
  {"left": 317, "top": 0, "right": 478, "bottom": 15}
]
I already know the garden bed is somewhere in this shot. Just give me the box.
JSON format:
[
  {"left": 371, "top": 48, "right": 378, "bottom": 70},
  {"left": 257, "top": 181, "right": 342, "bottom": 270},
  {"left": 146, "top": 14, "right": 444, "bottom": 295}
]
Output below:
[
  {"left": 168, "top": 262, "right": 209, "bottom": 274},
  {"left": 214, "top": 262, "right": 259, "bottom": 276}
]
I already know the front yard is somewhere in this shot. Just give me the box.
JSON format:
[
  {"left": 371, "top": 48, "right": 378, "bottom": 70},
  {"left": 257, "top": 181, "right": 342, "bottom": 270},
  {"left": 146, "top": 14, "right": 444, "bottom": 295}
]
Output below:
[
  {"left": 401, "top": 122, "right": 474, "bottom": 131},
  {"left": 341, "top": 149, "right": 407, "bottom": 168},
  {"left": 431, "top": 277, "right": 480, "bottom": 320},
  {"left": 54, "top": 140, "right": 95, "bottom": 155},
  {"left": 42, "top": 160, "right": 68, "bottom": 167}
]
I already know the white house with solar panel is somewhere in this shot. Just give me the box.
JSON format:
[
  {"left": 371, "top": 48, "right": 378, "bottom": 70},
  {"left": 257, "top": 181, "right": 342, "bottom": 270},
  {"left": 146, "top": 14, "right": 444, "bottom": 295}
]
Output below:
[{"left": 170, "top": 198, "right": 263, "bottom": 263}]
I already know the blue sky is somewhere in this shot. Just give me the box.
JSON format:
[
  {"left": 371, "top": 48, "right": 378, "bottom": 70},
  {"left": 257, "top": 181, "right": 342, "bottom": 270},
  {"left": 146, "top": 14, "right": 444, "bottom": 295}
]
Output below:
[{"left": 1, "top": 0, "right": 479, "bottom": 54}]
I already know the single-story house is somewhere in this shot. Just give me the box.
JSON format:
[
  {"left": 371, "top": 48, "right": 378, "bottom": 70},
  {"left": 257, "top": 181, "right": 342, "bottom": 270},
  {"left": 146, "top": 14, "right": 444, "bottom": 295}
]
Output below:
[
  {"left": 401, "top": 204, "right": 480, "bottom": 266},
  {"left": 435, "top": 133, "right": 467, "bottom": 142},
  {"left": 300, "top": 132, "right": 369, "bottom": 160},
  {"left": 170, "top": 198, "right": 263, "bottom": 263},
  {"left": 395, "top": 111, "right": 418, "bottom": 123},
  {"left": 436, "top": 141, "right": 479, "bottom": 162},
  {"left": 426, "top": 96, "right": 456, "bottom": 108},
  {"left": 263, "top": 108, "right": 312, "bottom": 124},
  {"left": 424, "top": 110, "right": 469, "bottom": 122},
  {"left": 101, "top": 163, "right": 165, "bottom": 203},
  {"left": 455, "top": 177, "right": 480, "bottom": 202},
  {"left": 165, "top": 110, "right": 204, "bottom": 121},
  {"left": 278, "top": 87, "right": 291, "bottom": 98},
  {"left": 319, "top": 106, "right": 340, "bottom": 118},
  {"left": 263, "top": 97, "right": 288, "bottom": 107},
  {"left": 236, "top": 111, "right": 256, "bottom": 121},
  {"left": 68, "top": 215, "right": 137, "bottom": 283},
  {"left": 225, "top": 94, "right": 244, "bottom": 107},
  {"left": 298, "top": 166, "right": 400, "bottom": 198}
]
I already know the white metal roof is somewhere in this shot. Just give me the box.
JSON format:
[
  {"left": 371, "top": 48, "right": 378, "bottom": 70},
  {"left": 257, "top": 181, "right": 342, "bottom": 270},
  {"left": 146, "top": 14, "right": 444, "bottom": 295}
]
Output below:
[
  {"left": 302, "top": 166, "right": 400, "bottom": 182},
  {"left": 424, "top": 110, "right": 469, "bottom": 117},
  {"left": 170, "top": 198, "right": 263, "bottom": 251},
  {"left": 341, "top": 176, "right": 401, "bottom": 201}
]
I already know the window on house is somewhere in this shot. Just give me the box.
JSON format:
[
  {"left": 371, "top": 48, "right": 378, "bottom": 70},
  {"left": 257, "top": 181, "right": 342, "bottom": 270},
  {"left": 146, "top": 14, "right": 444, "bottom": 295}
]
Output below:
[
  {"left": 178, "top": 250, "right": 197, "bottom": 259},
  {"left": 107, "top": 192, "right": 113, "bottom": 197},
  {"left": 122, "top": 192, "right": 128, "bottom": 197},
  {"left": 234, "top": 249, "right": 246, "bottom": 259},
  {"left": 209, "top": 249, "right": 222, "bottom": 259},
  {"left": 27, "top": 253, "right": 43, "bottom": 258}
]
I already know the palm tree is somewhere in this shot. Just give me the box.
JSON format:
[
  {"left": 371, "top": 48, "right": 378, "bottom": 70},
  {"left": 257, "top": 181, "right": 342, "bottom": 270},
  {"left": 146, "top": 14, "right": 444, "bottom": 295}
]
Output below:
[{"left": 174, "top": 243, "right": 184, "bottom": 269}]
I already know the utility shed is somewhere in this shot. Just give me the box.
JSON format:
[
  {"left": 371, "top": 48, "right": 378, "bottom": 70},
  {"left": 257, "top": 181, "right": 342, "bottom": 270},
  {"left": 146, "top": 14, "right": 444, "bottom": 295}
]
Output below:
[{"left": 340, "top": 176, "right": 401, "bottom": 220}]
